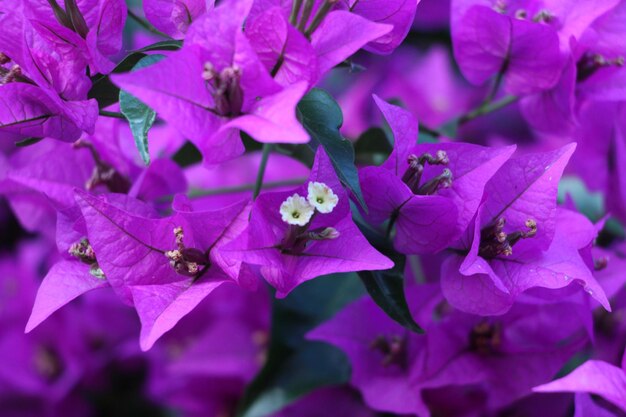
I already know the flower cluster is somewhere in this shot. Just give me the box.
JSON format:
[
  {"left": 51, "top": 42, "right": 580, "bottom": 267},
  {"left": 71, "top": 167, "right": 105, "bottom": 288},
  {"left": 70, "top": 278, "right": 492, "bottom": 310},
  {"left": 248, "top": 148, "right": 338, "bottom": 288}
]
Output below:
[{"left": 1, "top": 0, "right": 626, "bottom": 416}]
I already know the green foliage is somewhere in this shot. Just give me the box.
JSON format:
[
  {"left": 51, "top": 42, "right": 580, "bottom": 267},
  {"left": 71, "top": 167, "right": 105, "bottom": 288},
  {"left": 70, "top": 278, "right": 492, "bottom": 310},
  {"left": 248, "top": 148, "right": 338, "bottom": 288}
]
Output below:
[
  {"left": 119, "top": 54, "right": 165, "bottom": 165},
  {"left": 352, "top": 210, "right": 424, "bottom": 334},
  {"left": 297, "top": 89, "right": 367, "bottom": 211},
  {"left": 14, "top": 137, "right": 44, "bottom": 147},
  {"left": 354, "top": 127, "right": 392, "bottom": 166},
  {"left": 89, "top": 40, "right": 181, "bottom": 109},
  {"left": 558, "top": 176, "right": 604, "bottom": 221},
  {"left": 236, "top": 274, "right": 364, "bottom": 417}
]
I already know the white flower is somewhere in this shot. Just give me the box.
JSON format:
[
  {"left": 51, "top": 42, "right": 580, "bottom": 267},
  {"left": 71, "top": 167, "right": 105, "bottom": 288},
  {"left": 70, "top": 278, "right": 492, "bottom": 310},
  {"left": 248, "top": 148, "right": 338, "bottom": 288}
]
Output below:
[
  {"left": 280, "top": 194, "right": 315, "bottom": 226},
  {"left": 307, "top": 182, "right": 339, "bottom": 213}
]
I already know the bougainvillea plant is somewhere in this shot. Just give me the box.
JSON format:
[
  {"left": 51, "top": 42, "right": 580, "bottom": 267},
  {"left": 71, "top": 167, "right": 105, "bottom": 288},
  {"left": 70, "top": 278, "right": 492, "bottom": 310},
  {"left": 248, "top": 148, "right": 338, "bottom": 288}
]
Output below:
[{"left": 1, "top": 0, "right": 626, "bottom": 416}]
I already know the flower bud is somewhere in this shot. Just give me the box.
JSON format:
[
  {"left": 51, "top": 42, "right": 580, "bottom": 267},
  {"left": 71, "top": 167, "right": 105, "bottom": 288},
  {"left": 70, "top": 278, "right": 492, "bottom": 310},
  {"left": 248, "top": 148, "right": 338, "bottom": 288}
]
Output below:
[{"left": 307, "top": 227, "right": 340, "bottom": 240}]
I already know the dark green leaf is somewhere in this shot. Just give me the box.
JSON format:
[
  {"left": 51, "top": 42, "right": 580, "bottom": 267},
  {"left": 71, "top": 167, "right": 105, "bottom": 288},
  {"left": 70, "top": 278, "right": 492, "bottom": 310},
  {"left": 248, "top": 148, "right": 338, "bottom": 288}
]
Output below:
[
  {"left": 273, "top": 143, "right": 315, "bottom": 168},
  {"left": 336, "top": 59, "right": 366, "bottom": 73},
  {"left": 417, "top": 123, "right": 442, "bottom": 144},
  {"left": 439, "top": 119, "right": 458, "bottom": 138},
  {"left": 352, "top": 207, "right": 423, "bottom": 334},
  {"left": 133, "top": 39, "right": 183, "bottom": 53},
  {"left": 14, "top": 137, "right": 44, "bottom": 147},
  {"left": 172, "top": 141, "right": 202, "bottom": 167},
  {"left": 89, "top": 40, "right": 182, "bottom": 108},
  {"left": 557, "top": 177, "right": 604, "bottom": 222},
  {"left": 604, "top": 218, "right": 626, "bottom": 240},
  {"left": 358, "top": 267, "right": 423, "bottom": 334},
  {"left": 89, "top": 76, "right": 121, "bottom": 109},
  {"left": 297, "top": 89, "right": 367, "bottom": 211},
  {"left": 354, "top": 127, "right": 392, "bottom": 166},
  {"left": 119, "top": 55, "right": 165, "bottom": 165},
  {"left": 241, "top": 131, "right": 263, "bottom": 152},
  {"left": 64, "top": 0, "right": 89, "bottom": 37},
  {"left": 113, "top": 40, "right": 182, "bottom": 74},
  {"left": 240, "top": 342, "right": 349, "bottom": 417},
  {"left": 236, "top": 274, "right": 364, "bottom": 417},
  {"left": 417, "top": 131, "right": 440, "bottom": 144}
]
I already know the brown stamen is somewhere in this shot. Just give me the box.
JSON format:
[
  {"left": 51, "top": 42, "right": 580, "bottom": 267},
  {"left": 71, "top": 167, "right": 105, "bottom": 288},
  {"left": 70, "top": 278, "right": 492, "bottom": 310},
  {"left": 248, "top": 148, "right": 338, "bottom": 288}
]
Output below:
[
  {"left": 370, "top": 335, "right": 408, "bottom": 368},
  {"left": 203, "top": 63, "right": 243, "bottom": 117},
  {"left": 73, "top": 140, "right": 131, "bottom": 194},
  {"left": 478, "top": 218, "right": 537, "bottom": 259},
  {"left": 165, "top": 227, "right": 209, "bottom": 277},
  {"left": 469, "top": 322, "right": 502, "bottom": 355},
  {"left": 401, "top": 150, "right": 450, "bottom": 195}
]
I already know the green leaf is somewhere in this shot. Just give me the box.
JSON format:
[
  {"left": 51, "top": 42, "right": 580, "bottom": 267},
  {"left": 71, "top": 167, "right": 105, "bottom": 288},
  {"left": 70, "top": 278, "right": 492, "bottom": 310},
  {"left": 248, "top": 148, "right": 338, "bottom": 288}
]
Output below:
[
  {"left": 439, "top": 118, "right": 458, "bottom": 138},
  {"left": 335, "top": 59, "right": 366, "bottom": 73},
  {"left": 236, "top": 274, "right": 364, "bottom": 417},
  {"left": 14, "top": 137, "right": 44, "bottom": 147},
  {"left": 558, "top": 176, "right": 604, "bottom": 221},
  {"left": 112, "top": 40, "right": 182, "bottom": 74},
  {"left": 358, "top": 267, "right": 423, "bottom": 334},
  {"left": 604, "top": 218, "right": 626, "bottom": 240},
  {"left": 119, "top": 55, "right": 165, "bottom": 165},
  {"left": 297, "top": 89, "right": 367, "bottom": 211},
  {"left": 354, "top": 127, "right": 392, "bottom": 166},
  {"left": 137, "top": 39, "right": 183, "bottom": 51},
  {"left": 352, "top": 208, "right": 424, "bottom": 334},
  {"left": 417, "top": 131, "right": 439, "bottom": 144},
  {"left": 89, "top": 40, "right": 182, "bottom": 109},
  {"left": 172, "top": 141, "right": 203, "bottom": 167}
]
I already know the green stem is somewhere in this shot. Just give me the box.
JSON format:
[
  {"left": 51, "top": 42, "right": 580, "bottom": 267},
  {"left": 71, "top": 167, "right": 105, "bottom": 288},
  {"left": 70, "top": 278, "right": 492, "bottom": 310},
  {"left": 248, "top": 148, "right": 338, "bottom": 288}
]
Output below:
[
  {"left": 289, "top": 0, "right": 303, "bottom": 25},
  {"left": 483, "top": 67, "right": 505, "bottom": 105},
  {"left": 188, "top": 177, "right": 305, "bottom": 198},
  {"left": 386, "top": 209, "right": 399, "bottom": 239},
  {"left": 127, "top": 9, "right": 170, "bottom": 38},
  {"left": 418, "top": 123, "right": 443, "bottom": 138},
  {"left": 458, "top": 95, "right": 518, "bottom": 126},
  {"left": 253, "top": 143, "right": 274, "bottom": 200},
  {"left": 297, "top": 0, "right": 314, "bottom": 32},
  {"left": 304, "top": 0, "right": 335, "bottom": 37},
  {"left": 408, "top": 255, "right": 426, "bottom": 284},
  {"left": 99, "top": 110, "right": 126, "bottom": 119},
  {"left": 446, "top": 63, "right": 516, "bottom": 129}
]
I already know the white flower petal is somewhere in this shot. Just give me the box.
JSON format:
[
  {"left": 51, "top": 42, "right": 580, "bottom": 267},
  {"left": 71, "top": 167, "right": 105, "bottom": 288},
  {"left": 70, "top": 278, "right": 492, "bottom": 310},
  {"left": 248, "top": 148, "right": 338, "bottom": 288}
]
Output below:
[
  {"left": 307, "top": 182, "right": 339, "bottom": 214},
  {"left": 280, "top": 193, "right": 315, "bottom": 226}
]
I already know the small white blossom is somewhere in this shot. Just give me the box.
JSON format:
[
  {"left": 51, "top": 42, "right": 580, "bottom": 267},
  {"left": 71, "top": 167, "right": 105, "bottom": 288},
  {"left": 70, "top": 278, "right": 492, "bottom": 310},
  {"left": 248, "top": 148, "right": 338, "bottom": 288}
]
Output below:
[
  {"left": 280, "top": 194, "right": 315, "bottom": 226},
  {"left": 308, "top": 227, "right": 340, "bottom": 240},
  {"left": 307, "top": 182, "right": 339, "bottom": 213}
]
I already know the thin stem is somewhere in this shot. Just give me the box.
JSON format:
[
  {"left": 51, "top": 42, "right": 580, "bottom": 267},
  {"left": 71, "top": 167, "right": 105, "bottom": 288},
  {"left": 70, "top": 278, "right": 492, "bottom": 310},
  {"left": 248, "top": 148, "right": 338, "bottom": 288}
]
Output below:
[
  {"left": 386, "top": 210, "right": 399, "bottom": 239},
  {"left": 418, "top": 123, "right": 443, "bottom": 138},
  {"left": 47, "top": 0, "right": 72, "bottom": 29},
  {"left": 458, "top": 95, "right": 518, "bottom": 125},
  {"left": 289, "top": 0, "right": 304, "bottom": 25},
  {"left": 447, "top": 63, "right": 514, "bottom": 129},
  {"left": 408, "top": 255, "right": 426, "bottom": 284},
  {"left": 349, "top": 0, "right": 360, "bottom": 11},
  {"left": 127, "top": 9, "right": 170, "bottom": 38},
  {"left": 188, "top": 177, "right": 306, "bottom": 198},
  {"left": 482, "top": 66, "right": 505, "bottom": 105},
  {"left": 253, "top": 143, "right": 274, "bottom": 200},
  {"left": 297, "top": 0, "right": 314, "bottom": 32},
  {"left": 304, "top": 0, "right": 336, "bottom": 37},
  {"left": 99, "top": 110, "right": 126, "bottom": 119}
]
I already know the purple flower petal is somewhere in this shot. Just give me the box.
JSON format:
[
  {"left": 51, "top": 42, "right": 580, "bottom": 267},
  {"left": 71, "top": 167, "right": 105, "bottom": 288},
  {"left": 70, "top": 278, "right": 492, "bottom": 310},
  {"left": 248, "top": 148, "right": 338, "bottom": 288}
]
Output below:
[
  {"left": 534, "top": 359, "right": 626, "bottom": 412},
  {"left": 26, "top": 261, "right": 109, "bottom": 332}
]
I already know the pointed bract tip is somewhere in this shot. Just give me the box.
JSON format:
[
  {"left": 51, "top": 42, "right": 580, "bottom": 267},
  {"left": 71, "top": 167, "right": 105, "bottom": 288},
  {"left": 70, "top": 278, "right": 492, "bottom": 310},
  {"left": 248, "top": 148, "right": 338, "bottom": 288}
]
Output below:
[{"left": 24, "top": 315, "right": 40, "bottom": 334}]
